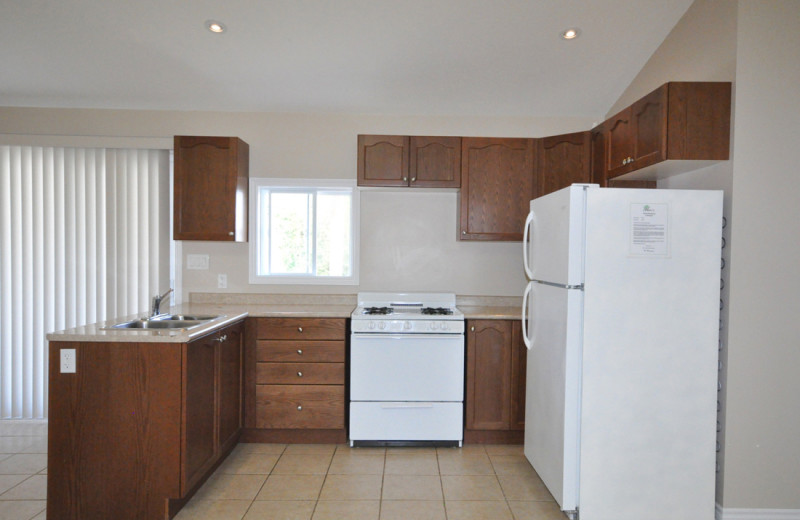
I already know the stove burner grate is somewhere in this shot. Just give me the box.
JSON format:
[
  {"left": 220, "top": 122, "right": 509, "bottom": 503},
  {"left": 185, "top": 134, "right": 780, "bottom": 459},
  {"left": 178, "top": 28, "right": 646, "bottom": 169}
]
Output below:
[
  {"left": 363, "top": 306, "right": 394, "bottom": 315},
  {"left": 421, "top": 307, "right": 454, "bottom": 315}
]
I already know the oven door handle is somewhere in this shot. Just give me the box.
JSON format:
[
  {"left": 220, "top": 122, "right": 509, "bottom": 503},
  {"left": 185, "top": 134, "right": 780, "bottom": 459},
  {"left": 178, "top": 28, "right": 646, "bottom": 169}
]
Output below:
[
  {"left": 379, "top": 403, "right": 435, "bottom": 409},
  {"left": 351, "top": 333, "right": 463, "bottom": 340}
]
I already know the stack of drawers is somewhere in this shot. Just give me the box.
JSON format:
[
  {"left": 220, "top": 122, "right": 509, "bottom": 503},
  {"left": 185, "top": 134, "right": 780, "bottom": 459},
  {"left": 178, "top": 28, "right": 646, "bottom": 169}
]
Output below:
[{"left": 254, "top": 318, "right": 346, "bottom": 431}]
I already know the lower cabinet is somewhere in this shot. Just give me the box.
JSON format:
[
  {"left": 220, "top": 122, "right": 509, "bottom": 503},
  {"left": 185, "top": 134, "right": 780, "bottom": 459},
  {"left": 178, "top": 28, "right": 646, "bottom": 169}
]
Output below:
[
  {"left": 47, "top": 319, "right": 244, "bottom": 520},
  {"left": 465, "top": 319, "right": 526, "bottom": 443},
  {"left": 243, "top": 317, "right": 347, "bottom": 443}
]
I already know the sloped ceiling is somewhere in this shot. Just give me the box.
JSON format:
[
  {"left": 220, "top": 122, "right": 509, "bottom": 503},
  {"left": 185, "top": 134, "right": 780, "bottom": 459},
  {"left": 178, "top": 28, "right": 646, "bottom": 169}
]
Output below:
[{"left": 0, "top": 0, "right": 693, "bottom": 117}]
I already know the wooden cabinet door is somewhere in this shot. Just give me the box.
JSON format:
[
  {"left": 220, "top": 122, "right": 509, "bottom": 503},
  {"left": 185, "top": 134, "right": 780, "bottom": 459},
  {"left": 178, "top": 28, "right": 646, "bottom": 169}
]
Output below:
[
  {"left": 357, "top": 135, "right": 409, "bottom": 186},
  {"left": 466, "top": 320, "right": 513, "bottom": 430},
  {"left": 182, "top": 336, "right": 217, "bottom": 495},
  {"left": 409, "top": 136, "right": 461, "bottom": 188},
  {"left": 537, "top": 131, "right": 591, "bottom": 197},
  {"left": 510, "top": 322, "right": 527, "bottom": 430},
  {"left": 605, "top": 108, "right": 634, "bottom": 179},
  {"left": 174, "top": 136, "right": 249, "bottom": 241},
  {"left": 460, "top": 137, "right": 535, "bottom": 241},
  {"left": 631, "top": 84, "right": 668, "bottom": 169},
  {"left": 590, "top": 124, "right": 607, "bottom": 187},
  {"left": 218, "top": 322, "right": 243, "bottom": 452}
]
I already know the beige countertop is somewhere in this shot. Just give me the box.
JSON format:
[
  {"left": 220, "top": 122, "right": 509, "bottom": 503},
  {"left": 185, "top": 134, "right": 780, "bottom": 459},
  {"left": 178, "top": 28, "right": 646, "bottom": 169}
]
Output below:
[{"left": 46, "top": 293, "right": 523, "bottom": 342}]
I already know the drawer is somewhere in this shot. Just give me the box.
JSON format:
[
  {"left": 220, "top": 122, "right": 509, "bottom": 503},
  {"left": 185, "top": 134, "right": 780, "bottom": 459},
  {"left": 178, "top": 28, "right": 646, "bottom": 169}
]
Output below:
[
  {"left": 256, "top": 318, "right": 346, "bottom": 340},
  {"left": 257, "top": 362, "right": 344, "bottom": 385},
  {"left": 256, "top": 385, "right": 345, "bottom": 429},
  {"left": 257, "top": 340, "right": 345, "bottom": 363},
  {"left": 349, "top": 401, "right": 463, "bottom": 442}
]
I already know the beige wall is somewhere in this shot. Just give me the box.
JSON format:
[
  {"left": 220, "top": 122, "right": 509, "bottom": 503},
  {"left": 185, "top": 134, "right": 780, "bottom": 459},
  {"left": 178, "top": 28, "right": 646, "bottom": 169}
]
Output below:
[
  {"left": 0, "top": 107, "right": 596, "bottom": 298},
  {"left": 610, "top": 0, "right": 800, "bottom": 511}
]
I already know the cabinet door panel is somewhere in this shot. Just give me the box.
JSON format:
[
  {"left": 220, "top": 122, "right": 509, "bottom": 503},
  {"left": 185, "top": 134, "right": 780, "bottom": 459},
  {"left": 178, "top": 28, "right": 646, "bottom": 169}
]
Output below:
[
  {"left": 632, "top": 85, "right": 668, "bottom": 169},
  {"left": 606, "top": 108, "right": 634, "bottom": 178},
  {"left": 182, "top": 337, "right": 217, "bottom": 494},
  {"left": 460, "top": 138, "right": 535, "bottom": 241},
  {"left": 590, "top": 125, "right": 607, "bottom": 186},
  {"left": 466, "top": 320, "right": 513, "bottom": 430},
  {"left": 219, "top": 323, "right": 243, "bottom": 451},
  {"left": 537, "top": 131, "right": 591, "bottom": 197},
  {"left": 358, "top": 135, "right": 409, "bottom": 186},
  {"left": 410, "top": 136, "right": 461, "bottom": 187}
]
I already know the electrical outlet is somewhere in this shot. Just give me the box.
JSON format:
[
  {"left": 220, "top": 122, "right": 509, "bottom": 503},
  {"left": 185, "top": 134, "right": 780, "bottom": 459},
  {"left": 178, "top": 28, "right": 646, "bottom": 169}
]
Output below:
[
  {"left": 60, "top": 349, "right": 76, "bottom": 373},
  {"left": 218, "top": 273, "right": 227, "bottom": 289}
]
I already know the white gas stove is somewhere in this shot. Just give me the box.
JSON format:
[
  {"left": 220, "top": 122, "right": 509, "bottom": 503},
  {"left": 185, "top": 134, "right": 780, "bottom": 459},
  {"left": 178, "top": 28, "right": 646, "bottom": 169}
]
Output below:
[{"left": 349, "top": 292, "right": 466, "bottom": 447}]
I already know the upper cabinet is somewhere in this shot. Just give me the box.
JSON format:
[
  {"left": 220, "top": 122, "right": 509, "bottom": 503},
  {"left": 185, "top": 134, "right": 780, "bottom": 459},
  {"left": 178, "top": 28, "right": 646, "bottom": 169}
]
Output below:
[
  {"left": 537, "top": 131, "right": 591, "bottom": 197},
  {"left": 459, "top": 137, "right": 535, "bottom": 241},
  {"left": 174, "top": 136, "right": 249, "bottom": 242},
  {"left": 357, "top": 135, "right": 461, "bottom": 188},
  {"left": 602, "top": 82, "right": 731, "bottom": 181}
]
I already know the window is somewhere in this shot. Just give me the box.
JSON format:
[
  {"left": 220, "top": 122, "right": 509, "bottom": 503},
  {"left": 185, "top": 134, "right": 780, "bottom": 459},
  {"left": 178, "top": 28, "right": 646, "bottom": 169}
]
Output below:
[{"left": 249, "top": 179, "right": 358, "bottom": 284}]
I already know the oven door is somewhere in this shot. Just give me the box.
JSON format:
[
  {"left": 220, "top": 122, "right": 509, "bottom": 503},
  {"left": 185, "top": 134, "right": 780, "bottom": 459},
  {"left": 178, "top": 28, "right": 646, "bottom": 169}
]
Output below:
[{"left": 350, "top": 333, "right": 464, "bottom": 402}]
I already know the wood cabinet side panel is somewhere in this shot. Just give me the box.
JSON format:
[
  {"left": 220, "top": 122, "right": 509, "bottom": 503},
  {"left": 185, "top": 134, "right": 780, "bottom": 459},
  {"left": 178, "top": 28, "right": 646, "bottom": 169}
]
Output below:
[
  {"left": 667, "top": 82, "right": 732, "bottom": 160},
  {"left": 510, "top": 322, "right": 527, "bottom": 430},
  {"left": 47, "top": 341, "right": 181, "bottom": 520}
]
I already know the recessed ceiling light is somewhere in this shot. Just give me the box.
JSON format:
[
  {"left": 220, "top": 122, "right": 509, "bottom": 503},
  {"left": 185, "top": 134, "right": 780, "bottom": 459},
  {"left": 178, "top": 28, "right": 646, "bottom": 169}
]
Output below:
[
  {"left": 206, "top": 20, "right": 226, "bottom": 33},
  {"left": 560, "top": 28, "right": 581, "bottom": 40}
]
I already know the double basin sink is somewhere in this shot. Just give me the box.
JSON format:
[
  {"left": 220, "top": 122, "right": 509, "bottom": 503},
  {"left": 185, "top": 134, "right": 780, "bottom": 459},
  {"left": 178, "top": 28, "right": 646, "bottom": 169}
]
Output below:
[{"left": 106, "top": 313, "right": 224, "bottom": 331}]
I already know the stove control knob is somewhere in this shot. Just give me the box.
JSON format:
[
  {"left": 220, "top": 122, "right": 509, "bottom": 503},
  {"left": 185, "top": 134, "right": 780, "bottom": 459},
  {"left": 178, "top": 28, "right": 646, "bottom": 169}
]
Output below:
[
  {"left": 379, "top": 321, "right": 387, "bottom": 330},
  {"left": 368, "top": 322, "right": 376, "bottom": 330},
  {"left": 403, "top": 321, "right": 412, "bottom": 330},
  {"left": 430, "top": 322, "right": 438, "bottom": 330},
  {"left": 441, "top": 322, "right": 449, "bottom": 331}
]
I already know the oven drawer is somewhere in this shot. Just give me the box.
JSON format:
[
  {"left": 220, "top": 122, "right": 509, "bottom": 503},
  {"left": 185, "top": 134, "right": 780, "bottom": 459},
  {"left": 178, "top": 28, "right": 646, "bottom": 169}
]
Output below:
[
  {"left": 350, "top": 401, "right": 463, "bottom": 441},
  {"left": 256, "top": 362, "right": 344, "bottom": 385},
  {"left": 256, "top": 385, "right": 344, "bottom": 429},
  {"left": 256, "top": 340, "right": 345, "bottom": 363},
  {"left": 256, "top": 318, "right": 346, "bottom": 340}
]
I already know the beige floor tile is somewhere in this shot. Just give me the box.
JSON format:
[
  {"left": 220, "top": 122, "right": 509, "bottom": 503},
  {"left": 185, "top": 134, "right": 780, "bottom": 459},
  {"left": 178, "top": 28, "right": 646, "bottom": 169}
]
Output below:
[
  {"left": 0, "top": 454, "right": 46, "bottom": 475},
  {"left": 0, "top": 421, "right": 47, "bottom": 437},
  {"left": 194, "top": 474, "right": 268, "bottom": 501},
  {"left": 19, "top": 438, "right": 47, "bottom": 454},
  {"left": 385, "top": 447, "right": 436, "bottom": 456},
  {"left": 255, "top": 475, "right": 325, "bottom": 501},
  {"left": 312, "top": 500, "right": 379, "bottom": 520},
  {"left": 319, "top": 474, "right": 382, "bottom": 500},
  {"left": 0, "top": 438, "right": 35, "bottom": 455},
  {"left": 441, "top": 475, "right": 505, "bottom": 501},
  {"left": 445, "top": 500, "right": 513, "bottom": 520},
  {"left": 328, "top": 454, "right": 385, "bottom": 475},
  {"left": 0, "top": 499, "right": 47, "bottom": 519},
  {"left": 437, "top": 453, "right": 494, "bottom": 475},
  {"left": 0, "top": 475, "right": 27, "bottom": 495},
  {"left": 489, "top": 454, "right": 537, "bottom": 476},
  {"left": 497, "top": 473, "right": 554, "bottom": 501},
  {"left": 218, "top": 451, "right": 280, "bottom": 475},
  {"left": 283, "top": 444, "right": 338, "bottom": 456},
  {"left": 32, "top": 509, "right": 47, "bottom": 520},
  {"left": 381, "top": 475, "right": 442, "bottom": 501},
  {"left": 0, "top": 475, "right": 47, "bottom": 500},
  {"left": 174, "top": 499, "right": 252, "bottom": 520},
  {"left": 272, "top": 454, "right": 332, "bottom": 475},
  {"left": 379, "top": 500, "right": 446, "bottom": 520},
  {"left": 244, "top": 500, "right": 315, "bottom": 520},
  {"left": 507, "top": 500, "right": 569, "bottom": 520},
  {"left": 484, "top": 444, "right": 524, "bottom": 456},
  {"left": 235, "top": 443, "right": 287, "bottom": 455},
  {"left": 336, "top": 446, "right": 386, "bottom": 455},
  {"left": 383, "top": 453, "right": 439, "bottom": 475}
]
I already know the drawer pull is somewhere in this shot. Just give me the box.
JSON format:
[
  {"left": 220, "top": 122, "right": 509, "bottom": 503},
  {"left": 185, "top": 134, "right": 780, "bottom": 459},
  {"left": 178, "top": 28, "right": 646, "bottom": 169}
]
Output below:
[
  {"left": 297, "top": 371, "right": 303, "bottom": 377},
  {"left": 297, "top": 405, "right": 303, "bottom": 411},
  {"left": 298, "top": 327, "right": 303, "bottom": 333},
  {"left": 380, "top": 403, "right": 434, "bottom": 409},
  {"left": 297, "top": 349, "right": 303, "bottom": 355}
]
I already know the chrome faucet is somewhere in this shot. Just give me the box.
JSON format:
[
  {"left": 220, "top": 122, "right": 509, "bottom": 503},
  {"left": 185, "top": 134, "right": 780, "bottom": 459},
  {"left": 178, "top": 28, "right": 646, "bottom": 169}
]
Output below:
[{"left": 151, "top": 288, "right": 173, "bottom": 317}]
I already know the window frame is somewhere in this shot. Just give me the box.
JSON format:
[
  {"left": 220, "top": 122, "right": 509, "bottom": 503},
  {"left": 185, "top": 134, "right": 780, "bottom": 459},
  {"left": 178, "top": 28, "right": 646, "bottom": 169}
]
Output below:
[{"left": 248, "top": 178, "right": 359, "bottom": 285}]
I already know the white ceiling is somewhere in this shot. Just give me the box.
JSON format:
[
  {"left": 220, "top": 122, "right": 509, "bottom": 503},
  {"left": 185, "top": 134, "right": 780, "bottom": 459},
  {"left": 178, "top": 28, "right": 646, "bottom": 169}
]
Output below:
[{"left": 0, "top": 0, "right": 693, "bottom": 118}]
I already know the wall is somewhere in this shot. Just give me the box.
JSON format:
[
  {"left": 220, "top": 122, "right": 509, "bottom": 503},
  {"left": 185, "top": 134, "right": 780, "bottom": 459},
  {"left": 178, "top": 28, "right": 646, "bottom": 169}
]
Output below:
[
  {"left": 0, "top": 107, "right": 595, "bottom": 298},
  {"left": 609, "top": 0, "right": 800, "bottom": 512}
]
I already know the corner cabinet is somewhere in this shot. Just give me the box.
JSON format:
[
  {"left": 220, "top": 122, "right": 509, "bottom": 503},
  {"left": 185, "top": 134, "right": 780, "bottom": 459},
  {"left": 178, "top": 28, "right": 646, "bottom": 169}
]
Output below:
[
  {"left": 357, "top": 134, "right": 461, "bottom": 188},
  {"left": 464, "top": 319, "right": 526, "bottom": 443},
  {"left": 243, "top": 317, "right": 347, "bottom": 443},
  {"left": 47, "top": 320, "right": 244, "bottom": 520},
  {"left": 173, "top": 136, "right": 249, "bottom": 241},
  {"left": 459, "top": 137, "right": 535, "bottom": 241}
]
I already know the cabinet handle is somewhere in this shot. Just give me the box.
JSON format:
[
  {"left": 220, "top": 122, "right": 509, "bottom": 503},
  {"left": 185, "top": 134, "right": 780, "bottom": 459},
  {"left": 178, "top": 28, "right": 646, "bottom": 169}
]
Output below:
[
  {"left": 470, "top": 326, "right": 475, "bottom": 332},
  {"left": 297, "top": 371, "right": 303, "bottom": 377},
  {"left": 228, "top": 231, "right": 234, "bottom": 236},
  {"left": 298, "top": 327, "right": 303, "bottom": 333},
  {"left": 462, "top": 230, "right": 466, "bottom": 235},
  {"left": 411, "top": 177, "right": 416, "bottom": 182},
  {"left": 297, "top": 405, "right": 303, "bottom": 411},
  {"left": 403, "top": 177, "right": 408, "bottom": 182},
  {"left": 297, "top": 349, "right": 303, "bottom": 355},
  {"left": 215, "top": 334, "right": 227, "bottom": 342}
]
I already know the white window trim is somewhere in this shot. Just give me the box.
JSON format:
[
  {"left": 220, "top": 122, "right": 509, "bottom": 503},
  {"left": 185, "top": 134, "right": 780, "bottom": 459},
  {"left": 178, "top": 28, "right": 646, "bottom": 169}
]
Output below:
[{"left": 248, "top": 178, "right": 359, "bottom": 285}]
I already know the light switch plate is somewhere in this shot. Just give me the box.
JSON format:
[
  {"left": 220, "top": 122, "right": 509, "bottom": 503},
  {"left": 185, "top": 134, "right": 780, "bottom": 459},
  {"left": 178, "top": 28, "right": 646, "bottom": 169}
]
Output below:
[
  {"left": 187, "top": 254, "right": 209, "bottom": 270},
  {"left": 60, "top": 349, "right": 76, "bottom": 373},
  {"left": 218, "top": 273, "right": 227, "bottom": 289}
]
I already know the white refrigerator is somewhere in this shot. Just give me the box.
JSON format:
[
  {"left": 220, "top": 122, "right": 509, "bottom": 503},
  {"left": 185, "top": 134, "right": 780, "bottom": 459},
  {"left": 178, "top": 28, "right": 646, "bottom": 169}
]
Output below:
[{"left": 521, "top": 184, "right": 722, "bottom": 520}]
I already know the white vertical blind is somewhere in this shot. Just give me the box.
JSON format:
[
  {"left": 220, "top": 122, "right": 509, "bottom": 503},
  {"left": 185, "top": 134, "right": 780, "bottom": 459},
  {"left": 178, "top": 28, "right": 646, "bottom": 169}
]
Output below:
[{"left": 0, "top": 146, "right": 170, "bottom": 419}]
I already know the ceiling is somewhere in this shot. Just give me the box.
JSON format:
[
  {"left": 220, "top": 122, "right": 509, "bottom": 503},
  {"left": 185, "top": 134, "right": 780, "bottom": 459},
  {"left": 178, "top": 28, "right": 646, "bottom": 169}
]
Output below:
[{"left": 0, "top": 0, "right": 693, "bottom": 118}]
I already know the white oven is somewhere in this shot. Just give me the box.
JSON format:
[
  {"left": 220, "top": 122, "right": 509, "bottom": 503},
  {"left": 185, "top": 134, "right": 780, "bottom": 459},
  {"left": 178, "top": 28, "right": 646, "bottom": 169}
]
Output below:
[{"left": 349, "top": 293, "right": 465, "bottom": 447}]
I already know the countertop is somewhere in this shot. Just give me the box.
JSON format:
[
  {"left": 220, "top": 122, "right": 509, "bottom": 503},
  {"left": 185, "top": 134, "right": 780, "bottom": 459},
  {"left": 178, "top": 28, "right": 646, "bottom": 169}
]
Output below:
[{"left": 46, "top": 294, "right": 522, "bottom": 342}]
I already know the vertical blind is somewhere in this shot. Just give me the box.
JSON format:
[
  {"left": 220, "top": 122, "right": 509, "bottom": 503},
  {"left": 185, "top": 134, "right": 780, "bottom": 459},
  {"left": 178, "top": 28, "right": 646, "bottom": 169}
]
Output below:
[{"left": 0, "top": 146, "right": 170, "bottom": 419}]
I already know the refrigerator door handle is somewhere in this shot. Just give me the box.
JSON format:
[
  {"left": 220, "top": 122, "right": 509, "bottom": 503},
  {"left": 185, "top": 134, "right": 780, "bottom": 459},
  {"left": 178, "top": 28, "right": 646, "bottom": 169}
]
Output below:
[
  {"left": 522, "top": 281, "right": 534, "bottom": 350},
  {"left": 523, "top": 210, "right": 535, "bottom": 279}
]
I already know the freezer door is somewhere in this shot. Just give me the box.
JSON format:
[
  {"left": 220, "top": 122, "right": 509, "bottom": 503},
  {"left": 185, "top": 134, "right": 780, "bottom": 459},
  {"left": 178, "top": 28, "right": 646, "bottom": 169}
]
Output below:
[
  {"left": 523, "top": 281, "right": 583, "bottom": 512},
  {"left": 527, "top": 184, "right": 590, "bottom": 286}
]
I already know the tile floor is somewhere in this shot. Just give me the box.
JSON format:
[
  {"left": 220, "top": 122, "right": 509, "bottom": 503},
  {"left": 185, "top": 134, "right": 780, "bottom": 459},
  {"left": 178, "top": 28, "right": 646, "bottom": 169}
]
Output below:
[{"left": 0, "top": 420, "right": 567, "bottom": 520}]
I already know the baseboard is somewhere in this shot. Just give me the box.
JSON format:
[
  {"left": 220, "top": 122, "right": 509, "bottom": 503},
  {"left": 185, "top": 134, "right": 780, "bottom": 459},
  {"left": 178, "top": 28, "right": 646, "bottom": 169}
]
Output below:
[{"left": 716, "top": 504, "right": 800, "bottom": 519}]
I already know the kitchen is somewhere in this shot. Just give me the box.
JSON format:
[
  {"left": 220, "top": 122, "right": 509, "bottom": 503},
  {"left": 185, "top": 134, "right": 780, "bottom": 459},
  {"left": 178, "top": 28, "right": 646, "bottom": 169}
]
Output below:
[{"left": 1, "top": 1, "right": 799, "bottom": 519}]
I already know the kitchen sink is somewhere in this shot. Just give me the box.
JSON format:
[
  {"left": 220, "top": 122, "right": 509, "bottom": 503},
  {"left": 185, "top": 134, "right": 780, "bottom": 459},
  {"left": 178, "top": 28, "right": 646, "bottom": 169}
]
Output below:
[{"left": 104, "top": 314, "right": 224, "bottom": 331}]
